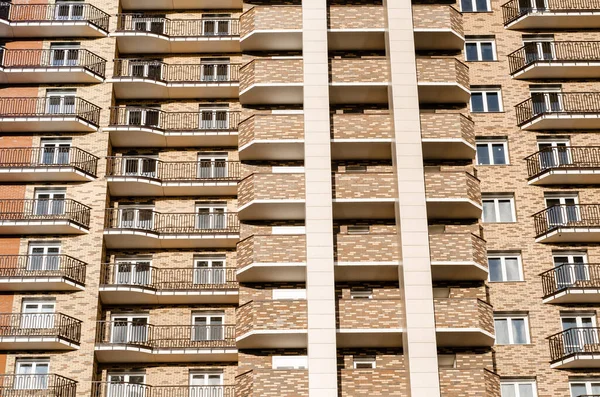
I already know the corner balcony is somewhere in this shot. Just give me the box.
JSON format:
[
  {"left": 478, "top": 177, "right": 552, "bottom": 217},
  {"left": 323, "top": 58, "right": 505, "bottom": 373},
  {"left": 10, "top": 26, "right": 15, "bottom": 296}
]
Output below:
[
  {"left": 106, "top": 157, "right": 240, "bottom": 196},
  {"left": 417, "top": 58, "right": 470, "bottom": 104},
  {"left": 104, "top": 208, "right": 240, "bottom": 249},
  {"left": 236, "top": 370, "right": 307, "bottom": 397},
  {"left": 0, "top": 2, "right": 109, "bottom": 38},
  {"left": 238, "top": 114, "right": 304, "bottom": 160},
  {"left": 516, "top": 92, "right": 600, "bottom": 130},
  {"left": 412, "top": 5, "right": 464, "bottom": 51},
  {"left": 330, "top": 113, "right": 392, "bottom": 160},
  {"left": 541, "top": 263, "right": 600, "bottom": 304},
  {"left": 440, "top": 368, "right": 500, "bottom": 396},
  {"left": 92, "top": 382, "right": 235, "bottom": 397},
  {"left": 429, "top": 232, "right": 488, "bottom": 281},
  {"left": 526, "top": 146, "right": 600, "bottom": 185},
  {"left": 434, "top": 298, "right": 495, "bottom": 347},
  {"left": 120, "top": 0, "right": 242, "bottom": 10},
  {"left": 240, "top": 5, "right": 302, "bottom": 51},
  {"left": 0, "top": 255, "right": 86, "bottom": 291},
  {"left": 107, "top": 106, "right": 239, "bottom": 147},
  {"left": 548, "top": 327, "right": 600, "bottom": 368},
  {"left": 238, "top": 173, "right": 305, "bottom": 221},
  {"left": 236, "top": 300, "right": 307, "bottom": 349},
  {"left": 239, "top": 59, "right": 303, "bottom": 105},
  {"left": 329, "top": 57, "right": 388, "bottom": 104},
  {"left": 332, "top": 172, "right": 396, "bottom": 219},
  {"left": 420, "top": 113, "right": 475, "bottom": 160},
  {"left": 0, "top": 312, "right": 81, "bottom": 350},
  {"left": 113, "top": 14, "right": 240, "bottom": 54},
  {"left": 110, "top": 59, "right": 240, "bottom": 99},
  {"left": 99, "top": 263, "right": 238, "bottom": 305},
  {"left": 424, "top": 170, "right": 482, "bottom": 219},
  {"left": 0, "top": 374, "right": 77, "bottom": 396},
  {"left": 327, "top": 4, "right": 385, "bottom": 50},
  {"left": 95, "top": 321, "right": 237, "bottom": 363},
  {"left": 502, "top": 0, "right": 600, "bottom": 29},
  {"left": 336, "top": 299, "right": 403, "bottom": 348},
  {"left": 0, "top": 97, "right": 100, "bottom": 132},
  {"left": 534, "top": 204, "right": 600, "bottom": 243},
  {"left": 0, "top": 199, "right": 90, "bottom": 234}
]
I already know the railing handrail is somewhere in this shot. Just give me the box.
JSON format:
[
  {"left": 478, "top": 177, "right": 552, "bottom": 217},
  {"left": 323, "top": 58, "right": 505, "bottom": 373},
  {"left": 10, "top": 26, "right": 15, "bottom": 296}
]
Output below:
[
  {"left": 532, "top": 203, "right": 600, "bottom": 236},
  {"left": 0, "top": 254, "right": 87, "bottom": 284},
  {"left": 0, "top": 312, "right": 82, "bottom": 343},
  {"left": 0, "top": 2, "right": 110, "bottom": 31},
  {"left": 0, "top": 96, "right": 101, "bottom": 125},
  {"left": 112, "top": 59, "right": 241, "bottom": 83},
  {"left": 115, "top": 13, "right": 240, "bottom": 36},
  {"left": 0, "top": 373, "right": 78, "bottom": 391},
  {"left": 0, "top": 198, "right": 91, "bottom": 211},
  {"left": 525, "top": 146, "right": 600, "bottom": 178},
  {"left": 116, "top": 13, "right": 239, "bottom": 22},
  {"left": 105, "top": 157, "right": 241, "bottom": 181},
  {"left": 516, "top": 92, "right": 600, "bottom": 126},
  {"left": 0, "top": 48, "right": 107, "bottom": 65},
  {"left": 90, "top": 381, "right": 235, "bottom": 397},
  {"left": 502, "top": 0, "right": 600, "bottom": 25},
  {"left": 540, "top": 262, "right": 600, "bottom": 296},
  {"left": 0, "top": 146, "right": 98, "bottom": 176},
  {"left": 0, "top": 198, "right": 91, "bottom": 228},
  {"left": 508, "top": 41, "right": 600, "bottom": 74}
]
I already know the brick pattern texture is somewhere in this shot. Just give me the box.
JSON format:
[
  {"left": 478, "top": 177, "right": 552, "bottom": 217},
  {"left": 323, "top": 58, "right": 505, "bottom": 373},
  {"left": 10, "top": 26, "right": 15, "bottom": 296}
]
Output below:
[
  {"left": 238, "top": 114, "right": 304, "bottom": 148},
  {"left": 420, "top": 112, "right": 475, "bottom": 146}
]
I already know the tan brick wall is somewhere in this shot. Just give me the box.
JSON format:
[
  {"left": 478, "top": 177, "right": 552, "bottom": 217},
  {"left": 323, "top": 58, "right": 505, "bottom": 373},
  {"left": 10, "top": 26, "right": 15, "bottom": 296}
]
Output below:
[
  {"left": 440, "top": 368, "right": 500, "bottom": 397},
  {"left": 416, "top": 57, "right": 470, "bottom": 88},
  {"left": 330, "top": 57, "right": 389, "bottom": 83},
  {"left": 420, "top": 112, "right": 475, "bottom": 146},
  {"left": 235, "top": 369, "right": 308, "bottom": 397},
  {"left": 236, "top": 300, "right": 307, "bottom": 338},
  {"left": 240, "top": 5, "right": 302, "bottom": 38},
  {"left": 238, "top": 114, "right": 304, "bottom": 148},
  {"left": 335, "top": 233, "right": 398, "bottom": 262},
  {"left": 412, "top": 5, "right": 463, "bottom": 37},
  {"left": 333, "top": 172, "right": 395, "bottom": 199},
  {"left": 328, "top": 2, "right": 384, "bottom": 30},
  {"left": 434, "top": 298, "right": 494, "bottom": 334},
  {"left": 331, "top": 113, "right": 392, "bottom": 140},
  {"left": 425, "top": 169, "right": 482, "bottom": 205},
  {"left": 238, "top": 173, "right": 304, "bottom": 208},
  {"left": 337, "top": 299, "right": 403, "bottom": 329},
  {"left": 239, "top": 59, "right": 303, "bottom": 92},
  {"left": 429, "top": 232, "right": 487, "bottom": 269},
  {"left": 237, "top": 234, "right": 306, "bottom": 269}
]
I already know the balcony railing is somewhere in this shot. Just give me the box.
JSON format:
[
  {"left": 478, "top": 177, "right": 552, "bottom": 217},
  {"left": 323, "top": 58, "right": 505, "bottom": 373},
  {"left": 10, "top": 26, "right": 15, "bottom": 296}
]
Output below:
[
  {"left": 96, "top": 321, "right": 236, "bottom": 348},
  {"left": 0, "top": 97, "right": 101, "bottom": 126},
  {"left": 0, "top": 2, "right": 109, "bottom": 32},
  {"left": 101, "top": 263, "right": 237, "bottom": 290},
  {"left": 105, "top": 208, "right": 239, "bottom": 234},
  {"left": 0, "top": 147, "right": 98, "bottom": 177},
  {"left": 116, "top": 14, "right": 239, "bottom": 37},
  {"left": 508, "top": 42, "right": 600, "bottom": 74},
  {"left": 0, "top": 373, "right": 77, "bottom": 396},
  {"left": 0, "top": 255, "right": 86, "bottom": 285},
  {"left": 109, "top": 106, "right": 241, "bottom": 132},
  {"left": 525, "top": 146, "right": 600, "bottom": 179},
  {"left": 502, "top": 0, "right": 600, "bottom": 24},
  {"left": 0, "top": 48, "right": 106, "bottom": 78},
  {"left": 541, "top": 263, "right": 600, "bottom": 297},
  {"left": 515, "top": 92, "right": 600, "bottom": 127},
  {"left": 0, "top": 312, "right": 82, "bottom": 343},
  {"left": 106, "top": 157, "right": 240, "bottom": 181},
  {"left": 0, "top": 199, "right": 91, "bottom": 228},
  {"left": 548, "top": 327, "right": 600, "bottom": 362},
  {"left": 113, "top": 59, "right": 241, "bottom": 83},
  {"left": 533, "top": 204, "right": 600, "bottom": 236},
  {"left": 91, "top": 382, "right": 235, "bottom": 397}
]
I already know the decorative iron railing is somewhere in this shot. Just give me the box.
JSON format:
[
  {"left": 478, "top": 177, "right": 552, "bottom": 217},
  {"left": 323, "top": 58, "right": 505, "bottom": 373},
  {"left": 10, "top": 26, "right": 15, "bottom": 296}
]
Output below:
[
  {"left": 0, "top": 48, "right": 106, "bottom": 77},
  {"left": 0, "top": 147, "right": 98, "bottom": 177},
  {"left": 91, "top": 382, "right": 235, "bottom": 397},
  {"left": 116, "top": 14, "right": 239, "bottom": 37},
  {"left": 0, "top": 97, "right": 101, "bottom": 126},
  {"left": 508, "top": 41, "right": 600, "bottom": 74},
  {"left": 502, "top": 0, "right": 600, "bottom": 25},
  {"left": 0, "top": 373, "right": 77, "bottom": 396},
  {"left": 541, "top": 263, "right": 600, "bottom": 297},
  {"left": 0, "top": 312, "right": 82, "bottom": 343},
  {"left": 0, "top": 255, "right": 86, "bottom": 285},
  {"left": 515, "top": 92, "right": 600, "bottom": 126},
  {"left": 112, "top": 59, "right": 241, "bottom": 83},
  {"left": 109, "top": 106, "right": 241, "bottom": 131},
  {"left": 525, "top": 146, "right": 600, "bottom": 178},
  {"left": 0, "top": 2, "right": 109, "bottom": 32},
  {"left": 0, "top": 199, "right": 91, "bottom": 228},
  {"left": 533, "top": 204, "right": 600, "bottom": 236},
  {"left": 548, "top": 327, "right": 600, "bottom": 362},
  {"left": 106, "top": 157, "right": 240, "bottom": 181}
]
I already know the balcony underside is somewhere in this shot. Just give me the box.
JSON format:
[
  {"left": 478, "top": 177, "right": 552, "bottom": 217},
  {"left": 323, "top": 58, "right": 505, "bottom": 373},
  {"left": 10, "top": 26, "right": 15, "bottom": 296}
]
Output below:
[
  {"left": 329, "top": 84, "right": 388, "bottom": 104},
  {"left": 421, "top": 140, "right": 476, "bottom": 160},
  {"left": 107, "top": 178, "right": 237, "bottom": 196},
  {"left": 435, "top": 328, "right": 495, "bottom": 347},
  {"left": 330, "top": 140, "right": 392, "bottom": 160},
  {"left": 521, "top": 114, "right": 600, "bottom": 130},
  {"left": 529, "top": 169, "right": 600, "bottom": 185},
  {"left": 239, "top": 140, "right": 304, "bottom": 161},
  {"left": 107, "top": 127, "right": 237, "bottom": 148},
  {"left": 327, "top": 30, "right": 385, "bottom": 51},
  {"left": 103, "top": 230, "right": 239, "bottom": 249},
  {"left": 99, "top": 287, "right": 238, "bottom": 305},
  {"left": 413, "top": 30, "right": 465, "bottom": 51},
  {"left": 426, "top": 200, "right": 482, "bottom": 220},
  {"left": 236, "top": 263, "right": 306, "bottom": 283},
  {"left": 0, "top": 20, "right": 107, "bottom": 38},
  {"left": 236, "top": 330, "right": 307, "bottom": 349},
  {"left": 0, "top": 167, "right": 94, "bottom": 182},
  {"left": 0, "top": 221, "right": 88, "bottom": 235},
  {"left": 239, "top": 84, "right": 303, "bottom": 105},
  {"left": 543, "top": 288, "right": 600, "bottom": 304},
  {"left": 95, "top": 345, "right": 237, "bottom": 363},
  {"left": 336, "top": 329, "right": 403, "bottom": 348},
  {"left": 240, "top": 30, "right": 302, "bottom": 51},
  {"left": 513, "top": 63, "right": 600, "bottom": 79},
  {"left": 506, "top": 13, "right": 600, "bottom": 30},
  {"left": 0, "top": 277, "right": 84, "bottom": 291},
  {"left": 332, "top": 200, "right": 395, "bottom": 219},
  {"left": 0, "top": 117, "right": 97, "bottom": 132},
  {"left": 113, "top": 34, "right": 240, "bottom": 54},
  {"left": 110, "top": 80, "right": 238, "bottom": 99},
  {"left": 551, "top": 353, "right": 600, "bottom": 369},
  {"left": 536, "top": 227, "right": 600, "bottom": 243},
  {"left": 120, "top": 0, "right": 242, "bottom": 9},
  {"left": 418, "top": 84, "right": 471, "bottom": 104},
  {"left": 237, "top": 201, "right": 305, "bottom": 221},
  {"left": 0, "top": 337, "right": 78, "bottom": 350},
  {"left": 431, "top": 262, "right": 489, "bottom": 281},
  {"left": 0, "top": 68, "right": 103, "bottom": 84},
  {"left": 335, "top": 263, "right": 399, "bottom": 281}
]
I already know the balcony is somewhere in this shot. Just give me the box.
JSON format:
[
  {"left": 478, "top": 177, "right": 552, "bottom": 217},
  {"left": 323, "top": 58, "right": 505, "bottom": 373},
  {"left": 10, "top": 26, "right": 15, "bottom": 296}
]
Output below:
[
  {"left": 329, "top": 57, "right": 388, "bottom": 104},
  {"left": 107, "top": 106, "right": 239, "bottom": 147},
  {"left": 526, "top": 146, "right": 600, "bottom": 185},
  {"left": 330, "top": 113, "right": 392, "bottom": 160},
  {"left": 420, "top": 113, "right": 476, "bottom": 160},
  {"left": 434, "top": 298, "right": 495, "bottom": 347},
  {"left": 106, "top": 157, "right": 240, "bottom": 196},
  {"left": 120, "top": 0, "right": 242, "bottom": 10},
  {"left": 236, "top": 369, "right": 307, "bottom": 397},
  {"left": 424, "top": 170, "right": 482, "bottom": 219},
  {"left": 0, "top": 97, "right": 100, "bottom": 132},
  {"left": 0, "top": 312, "right": 81, "bottom": 350},
  {"left": 236, "top": 300, "right": 307, "bottom": 348},
  {"left": 104, "top": 208, "right": 240, "bottom": 249},
  {"left": 239, "top": 114, "right": 304, "bottom": 160},
  {"left": 240, "top": 6, "right": 302, "bottom": 51},
  {"left": 412, "top": 5, "right": 464, "bottom": 51},
  {"left": 110, "top": 59, "right": 240, "bottom": 99},
  {"left": 541, "top": 263, "right": 600, "bottom": 303},
  {"left": 114, "top": 14, "right": 240, "bottom": 53},
  {"left": 548, "top": 327, "right": 600, "bottom": 368},
  {"left": 0, "top": 147, "right": 97, "bottom": 182},
  {"left": 92, "top": 382, "right": 235, "bottom": 397},
  {"left": 0, "top": 255, "right": 86, "bottom": 291},
  {"left": 335, "top": 233, "right": 399, "bottom": 281},
  {"left": 0, "top": 374, "right": 77, "bottom": 396},
  {"left": 239, "top": 59, "right": 303, "bottom": 104},
  {"left": 0, "top": 3, "right": 109, "bottom": 38},
  {"left": 95, "top": 321, "right": 237, "bottom": 363},
  {"left": 238, "top": 173, "right": 305, "bottom": 220},
  {"left": 534, "top": 204, "right": 600, "bottom": 243},
  {"left": 429, "top": 232, "right": 488, "bottom": 281},
  {"left": 327, "top": 4, "right": 385, "bottom": 50},
  {"left": 332, "top": 172, "right": 395, "bottom": 219},
  {"left": 516, "top": 92, "right": 600, "bottom": 130},
  {"left": 0, "top": 199, "right": 90, "bottom": 234},
  {"left": 99, "top": 263, "right": 238, "bottom": 305},
  {"left": 440, "top": 368, "right": 500, "bottom": 396},
  {"left": 417, "top": 58, "right": 470, "bottom": 104},
  {"left": 502, "top": 0, "right": 600, "bottom": 29},
  {"left": 340, "top": 369, "right": 405, "bottom": 395},
  {"left": 336, "top": 299, "right": 403, "bottom": 348}
]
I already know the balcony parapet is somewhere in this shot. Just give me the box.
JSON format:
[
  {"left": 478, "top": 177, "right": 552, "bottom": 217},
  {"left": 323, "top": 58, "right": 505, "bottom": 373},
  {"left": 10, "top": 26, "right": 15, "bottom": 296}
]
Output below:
[
  {"left": 0, "top": 374, "right": 77, "bottom": 395},
  {"left": 0, "top": 254, "right": 86, "bottom": 288},
  {"left": 91, "top": 382, "right": 235, "bottom": 397},
  {"left": 548, "top": 327, "right": 600, "bottom": 368},
  {"left": 0, "top": 199, "right": 91, "bottom": 231},
  {"left": 516, "top": 92, "right": 600, "bottom": 129},
  {"left": 533, "top": 204, "right": 600, "bottom": 242},
  {"left": 0, "top": 312, "right": 82, "bottom": 346}
]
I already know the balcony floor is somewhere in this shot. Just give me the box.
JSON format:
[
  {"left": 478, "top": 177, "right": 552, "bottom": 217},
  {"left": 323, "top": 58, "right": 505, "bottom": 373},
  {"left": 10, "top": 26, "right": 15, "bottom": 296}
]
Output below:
[
  {"left": 0, "top": 20, "right": 108, "bottom": 38},
  {"left": 418, "top": 84, "right": 471, "bottom": 104},
  {"left": 536, "top": 228, "right": 600, "bottom": 243},
  {"left": 521, "top": 114, "right": 600, "bottom": 130},
  {"left": 107, "top": 127, "right": 237, "bottom": 148},
  {"left": 529, "top": 169, "right": 600, "bottom": 185},
  {"left": 0, "top": 277, "right": 84, "bottom": 292},
  {"left": 543, "top": 288, "right": 600, "bottom": 304},
  {"left": 435, "top": 328, "right": 495, "bottom": 347},
  {"left": 110, "top": 79, "right": 238, "bottom": 99},
  {"left": 413, "top": 30, "right": 465, "bottom": 51},
  {"left": 512, "top": 62, "right": 600, "bottom": 79},
  {"left": 236, "top": 262, "right": 306, "bottom": 283},
  {"left": 95, "top": 345, "right": 237, "bottom": 363},
  {"left": 0, "top": 68, "right": 103, "bottom": 84},
  {"left": 334, "top": 263, "right": 399, "bottom": 282},
  {"left": 103, "top": 230, "right": 239, "bottom": 249},
  {"left": 99, "top": 287, "right": 238, "bottom": 305},
  {"left": 0, "top": 221, "right": 89, "bottom": 235},
  {"left": 113, "top": 34, "right": 240, "bottom": 54},
  {"left": 0, "top": 117, "right": 98, "bottom": 132},
  {"left": 426, "top": 199, "right": 483, "bottom": 219},
  {"left": 240, "top": 30, "right": 302, "bottom": 51},
  {"left": 239, "top": 140, "right": 304, "bottom": 161},
  {"left": 329, "top": 84, "right": 388, "bottom": 104},
  {"left": 421, "top": 140, "right": 476, "bottom": 160},
  {"left": 239, "top": 85, "right": 303, "bottom": 105},
  {"left": 0, "top": 337, "right": 79, "bottom": 350},
  {"left": 506, "top": 13, "right": 600, "bottom": 30},
  {"left": 0, "top": 167, "right": 94, "bottom": 182},
  {"left": 551, "top": 353, "right": 600, "bottom": 369},
  {"left": 431, "top": 262, "right": 489, "bottom": 281},
  {"left": 107, "top": 178, "right": 237, "bottom": 196}
]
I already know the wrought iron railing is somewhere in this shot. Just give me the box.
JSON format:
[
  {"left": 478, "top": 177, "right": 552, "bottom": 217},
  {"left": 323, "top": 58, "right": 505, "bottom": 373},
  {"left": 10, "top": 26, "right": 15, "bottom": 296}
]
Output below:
[
  {"left": 508, "top": 41, "right": 600, "bottom": 74},
  {"left": 0, "top": 97, "right": 101, "bottom": 126},
  {"left": 515, "top": 92, "right": 600, "bottom": 126},
  {"left": 96, "top": 321, "right": 236, "bottom": 348},
  {"left": 0, "top": 199, "right": 91, "bottom": 228},
  {"left": 533, "top": 204, "right": 600, "bottom": 236},
  {"left": 104, "top": 208, "right": 239, "bottom": 234},
  {"left": 0, "top": 373, "right": 77, "bottom": 396},
  {"left": 502, "top": 0, "right": 600, "bottom": 25},
  {"left": 525, "top": 146, "right": 600, "bottom": 178},
  {"left": 106, "top": 157, "right": 240, "bottom": 181},
  {"left": 0, "top": 48, "right": 106, "bottom": 77},
  {"left": 0, "top": 312, "right": 82, "bottom": 343},
  {"left": 112, "top": 59, "right": 241, "bottom": 83},
  {"left": 548, "top": 327, "right": 600, "bottom": 362},
  {"left": 116, "top": 14, "right": 239, "bottom": 37},
  {"left": 0, "top": 2, "right": 109, "bottom": 32},
  {"left": 0, "top": 147, "right": 98, "bottom": 177},
  {"left": 0, "top": 255, "right": 86, "bottom": 285},
  {"left": 541, "top": 263, "right": 600, "bottom": 297},
  {"left": 91, "top": 382, "right": 235, "bottom": 397}
]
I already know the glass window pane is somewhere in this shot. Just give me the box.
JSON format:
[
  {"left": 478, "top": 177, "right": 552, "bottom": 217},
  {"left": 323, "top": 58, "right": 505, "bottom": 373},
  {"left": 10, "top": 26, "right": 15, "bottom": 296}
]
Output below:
[
  {"left": 489, "top": 258, "right": 503, "bottom": 281},
  {"left": 481, "top": 43, "right": 494, "bottom": 60},
  {"left": 511, "top": 318, "right": 527, "bottom": 344},
  {"left": 570, "top": 384, "right": 587, "bottom": 397},
  {"left": 518, "top": 384, "right": 533, "bottom": 397},
  {"left": 492, "top": 144, "right": 507, "bottom": 164},
  {"left": 494, "top": 319, "right": 509, "bottom": 344},
  {"left": 475, "top": 0, "right": 488, "bottom": 10},
  {"left": 501, "top": 384, "right": 516, "bottom": 397},
  {"left": 497, "top": 200, "right": 514, "bottom": 222},
  {"left": 486, "top": 92, "right": 500, "bottom": 112},
  {"left": 477, "top": 144, "right": 491, "bottom": 165},
  {"left": 466, "top": 43, "right": 479, "bottom": 61},
  {"left": 461, "top": 0, "right": 474, "bottom": 11},
  {"left": 483, "top": 200, "right": 497, "bottom": 223},
  {"left": 471, "top": 93, "right": 485, "bottom": 112},
  {"left": 504, "top": 258, "right": 520, "bottom": 281}
]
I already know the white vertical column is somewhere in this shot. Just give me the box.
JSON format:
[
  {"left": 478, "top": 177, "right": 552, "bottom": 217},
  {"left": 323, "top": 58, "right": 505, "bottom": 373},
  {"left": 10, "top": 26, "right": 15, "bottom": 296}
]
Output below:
[
  {"left": 383, "top": 0, "right": 441, "bottom": 395},
  {"left": 302, "top": 0, "right": 338, "bottom": 396}
]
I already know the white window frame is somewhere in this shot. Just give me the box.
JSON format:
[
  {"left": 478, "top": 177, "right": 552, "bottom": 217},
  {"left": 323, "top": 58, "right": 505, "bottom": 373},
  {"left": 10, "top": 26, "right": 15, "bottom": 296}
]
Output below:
[
  {"left": 118, "top": 205, "right": 155, "bottom": 230},
  {"left": 110, "top": 314, "right": 149, "bottom": 344},
  {"left": 121, "top": 156, "right": 158, "bottom": 178},
  {"left": 189, "top": 372, "right": 224, "bottom": 387},
  {"left": 193, "top": 256, "right": 226, "bottom": 285},
  {"left": 27, "top": 242, "right": 61, "bottom": 271},
  {"left": 272, "top": 289, "right": 307, "bottom": 300},
  {"left": 192, "top": 312, "right": 225, "bottom": 341},
  {"left": 461, "top": 0, "right": 491, "bottom": 12},
  {"left": 125, "top": 105, "right": 161, "bottom": 128},
  {"left": 494, "top": 315, "right": 531, "bottom": 345},
  {"left": 465, "top": 39, "right": 497, "bottom": 61},
  {"left": 569, "top": 379, "right": 600, "bottom": 397},
  {"left": 201, "top": 14, "right": 232, "bottom": 36},
  {"left": 21, "top": 299, "right": 56, "bottom": 329},
  {"left": 114, "top": 257, "right": 152, "bottom": 286},
  {"left": 40, "top": 138, "right": 72, "bottom": 165},
  {"left": 199, "top": 107, "right": 229, "bottom": 130},
  {"left": 45, "top": 89, "right": 76, "bottom": 115},
  {"left": 197, "top": 153, "right": 228, "bottom": 179},
  {"left": 200, "top": 58, "right": 230, "bottom": 82},
  {"left": 49, "top": 43, "right": 80, "bottom": 67},
  {"left": 470, "top": 89, "right": 503, "bottom": 112},
  {"left": 482, "top": 196, "right": 516, "bottom": 223},
  {"left": 353, "top": 356, "right": 376, "bottom": 369},
  {"left": 272, "top": 355, "right": 308, "bottom": 370},
  {"left": 15, "top": 359, "right": 50, "bottom": 390},
  {"left": 106, "top": 372, "right": 146, "bottom": 397},
  {"left": 55, "top": 1, "right": 84, "bottom": 20},
  {"left": 33, "top": 189, "right": 66, "bottom": 216},
  {"left": 476, "top": 139, "right": 509, "bottom": 165},
  {"left": 501, "top": 379, "right": 538, "bottom": 397},
  {"left": 488, "top": 254, "right": 523, "bottom": 282}
]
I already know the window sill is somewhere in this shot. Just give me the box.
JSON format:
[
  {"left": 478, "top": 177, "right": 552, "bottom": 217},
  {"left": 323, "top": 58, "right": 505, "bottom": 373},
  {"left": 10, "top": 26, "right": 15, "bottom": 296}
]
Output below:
[
  {"left": 471, "top": 111, "right": 505, "bottom": 114},
  {"left": 476, "top": 164, "right": 511, "bottom": 166},
  {"left": 465, "top": 60, "right": 499, "bottom": 63},
  {"left": 482, "top": 221, "right": 517, "bottom": 224}
]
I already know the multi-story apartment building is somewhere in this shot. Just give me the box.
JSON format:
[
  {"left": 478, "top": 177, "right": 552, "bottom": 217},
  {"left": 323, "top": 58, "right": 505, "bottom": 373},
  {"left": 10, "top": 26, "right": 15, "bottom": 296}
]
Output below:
[{"left": 0, "top": 0, "right": 599, "bottom": 396}]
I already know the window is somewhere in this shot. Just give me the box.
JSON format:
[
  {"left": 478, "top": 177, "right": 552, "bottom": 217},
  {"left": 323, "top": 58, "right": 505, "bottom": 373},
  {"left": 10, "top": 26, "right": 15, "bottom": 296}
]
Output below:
[
  {"left": 121, "top": 156, "right": 157, "bottom": 178},
  {"left": 545, "top": 195, "right": 579, "bottom": 227},
  {"left": 40, "top": 139, "right": 71, "bottom": 165},
  {"left": 55, "top": 1, "right": 83, "bottom": 20},
  {"left": 272, "top": 356, "right": 308, "bottom": 369},
  {"left": 523, "top": 40, "right": 556, "bottom": 63},
  {"left": 107, "top": 373, "right": 146, "bottom": 396},
  {"left": 553, "top": 253, "right": 588, "bottom": 288},
  {"left": 49, "top": 43, "right": 79, "bottom": 67},
  {"left": 437, "top": 354, "right": 456, "bottom": 369},
  {"left": 346, "top": 165, "right": 367, "bottom": 173},
  {"left": 488, "top": 254, "right": 523, "bottom": 282},
  {"left": 537, "top": 139, "right": 571, "bottom": 170},
  {"left": 494, "top": 315, "right": 530, "bottom": 344},
  {"left": 471, "top": 89, "right": 502, "bottom": 112},
  {"left": 126, "top": 105, "right": 160, "bottom": 127},
  {"left": 432, "top": 287, "right": 450, "bottom": 298},
  {"left": 114, "top": 257, "right": 152, "bottom": 286},
  {"left": 570, "top": 380, "right": 600, "bottom": 396},
  {"left": 196, "top": 204, "right": 226, "bottom": 230},
  {"left": 21, "top": 299, "right": 56, "bottom": 329},
  {"left": 200, "top": 58, "right": 230, "bottom": 81},
  {"left": 110, "top": 314, "right": 149, "bottom": 343},
  {"left": 347, "top": 225, "right": 369, "bottom": 235},
  {"left": 15, "top": 359, "right": 50, "bottom": 390},
  {"left": 190, "top": 372, "right": 223, "bottom": 392},
  {"left": 129, "top": 60, "right": 162, "bottom": 80},
  {"left": 501, "top": 380, "right": 537, "bottom": 397},
  {"left": 482, "top": 196, "right": 516, "bottom": 223},
  {"left": 461, "top": 0, "right": 491, "bottom": 12},
  {"left": 350, "top": 288, "right": 373, "bottom": 299},
  {"left": 132, "top": 15, "right": 165, "bottom": 34},
  {"left": 194, "top": 256, "right": 226, "bottom": 285},
  {"left": 272, "top": 289, "right": 306, "bottom": 300},
  {"left": 465, "top": 39, "right": 496, "bottom": 61},
  {"left": 45, "top": 89, "right": 76, "bottom": 115},
  {"left": 202, "top": 14, "right": 232, "bottom": 36},
  {"left": 198, "top": 153, "right": 228, "bottom": 179},
  {"left": 192, "top": 312, "right": 224, "bottom": 341},
  {"left": 530, "top": 86, "right": 563, "bottom": 114},
  {"left": 27, "top": 242, "right": 61, "bottom": 271},
  {"left": 353, "top": 356, "right": 376, "bottom": 369},
  {"left": 561, "top": 314, "right": 598, "bottom": 354},
  {"left": 118, "top": 206, "right": 155, "bottom": 230},
  {"left": 476, "top": 140, "right": 508, "bottom": 165},
  {"left": 34, "top": 189, "right": 66, "bottom": 216},
  {"left": 199, "top": 106, "right": 229, "bottom": 130}
]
